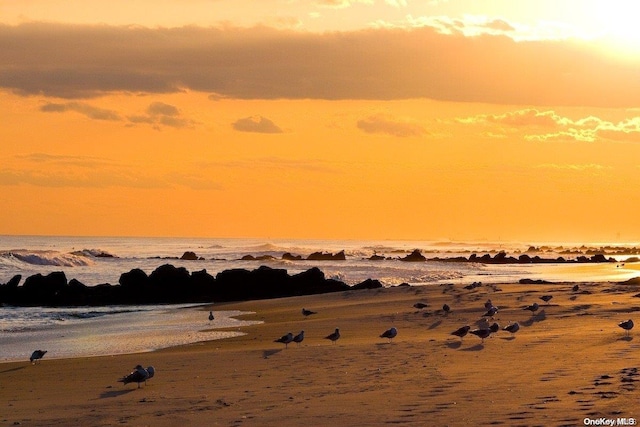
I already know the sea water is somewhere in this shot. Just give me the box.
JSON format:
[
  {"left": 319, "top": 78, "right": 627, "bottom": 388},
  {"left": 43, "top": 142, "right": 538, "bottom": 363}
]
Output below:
[{"left": 1, "top": 235, "right": 639, "bottom": 362}]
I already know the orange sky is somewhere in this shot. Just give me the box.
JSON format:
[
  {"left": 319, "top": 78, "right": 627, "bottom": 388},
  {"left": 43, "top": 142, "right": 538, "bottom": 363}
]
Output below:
[{"left": 2, "top": 1, "right": 640, "bottom": 242}]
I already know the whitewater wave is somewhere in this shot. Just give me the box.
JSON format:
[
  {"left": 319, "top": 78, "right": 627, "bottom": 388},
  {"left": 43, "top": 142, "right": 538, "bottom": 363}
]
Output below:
[{"left": 1, "top": 250, "right": 95, "bottom": 267}]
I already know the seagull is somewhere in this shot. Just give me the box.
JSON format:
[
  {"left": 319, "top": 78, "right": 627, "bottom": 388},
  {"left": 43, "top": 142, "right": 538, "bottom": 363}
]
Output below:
[
  {"left": 380, "top": 327, "right": 398, "bottom": 342},
  {"left": 539, "top": 295, "right": 553, "bottom": 305},
  {"left": 302, "top": 308, "right": 317, "bottom": 317},
  {"left": 489, "top": 322, "right": 500, "bottom": 333},
  {"left": 275, "top": 332, "right": 294, "bottom": 348},
  {"left": 293, "top": 330, "right": 305, "bottom": 346},
  {"left": 619, "top": 319, "right": 634, "bottom": 337},
  {"left": 484, "top": 299, "right": 493, "bottom": 310},
  {"left": 483, "top": 306, "right": 498, "bottom": 318},
  {"left": 413, "top": 302, "right": 428, "bottom": 310},
  {"left": 572, "top": 284, "right": 580, "bottom": 292},
  {"left": 208, "top": 311, "right": 214, "bottom": 321},
  {"left": 442, "top": 304, "right": 451, "bottom": 315},
  {"left": 503, "top": 322, "right": 520, "bottom": 334},
  {"left": 524, "top": 302, "right": 539, "bottom": 314},
  {"left": 325, "top": 328, "right": 340, "bottom": 344},
  {"left": 469, "top": 328, "right": 492, "bottom": 343},
  {"left": 118, "top": 365, "right": 150, "bottom": 389},
  {"left": 30, "top": 350, "right": 47, "bottom": 364},
  {"left": 451, "top": 325, "right": 470, "bottom": 340}
]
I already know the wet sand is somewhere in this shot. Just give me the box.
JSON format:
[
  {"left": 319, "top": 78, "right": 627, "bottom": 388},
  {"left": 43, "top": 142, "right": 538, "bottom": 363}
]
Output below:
[{"left": 2, "top": 280, "right": 640, "bottom": 426}]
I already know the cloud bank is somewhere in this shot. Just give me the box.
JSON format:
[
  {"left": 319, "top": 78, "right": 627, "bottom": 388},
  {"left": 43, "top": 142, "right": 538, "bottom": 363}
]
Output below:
[{"left": 1, "top": 23, "right": 639, "bottom": 107}]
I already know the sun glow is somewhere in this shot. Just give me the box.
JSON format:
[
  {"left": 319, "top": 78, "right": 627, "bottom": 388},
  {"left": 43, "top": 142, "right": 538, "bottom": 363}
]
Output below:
[{"left": 578, "top": 1, "right": 640, "bottom": 55}]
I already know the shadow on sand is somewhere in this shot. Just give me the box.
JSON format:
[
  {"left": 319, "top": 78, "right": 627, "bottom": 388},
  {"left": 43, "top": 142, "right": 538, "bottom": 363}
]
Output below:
[
  {"left": 521, "top": 310, "right": 547, "bottom": 327},
  {"left": 428, "top": 320, "right": 442, "bottom": 330},
  {"left": 446, "top": 341, "right": 462, "bottom": 349},
  {"left": 100, "top": 389, "right": 137, "bottom": 399},
  {"left": 460, "top": 343, "right": 484, "bottom": 351},
  {"left": 618, "top": 336, "right": 634, "bottom": 342},
  {"left": 0, "top": 366, "right": 27, "bottom": 375},
  {"left": 262, "top": 349, "right": 283, "bottom": 358}
]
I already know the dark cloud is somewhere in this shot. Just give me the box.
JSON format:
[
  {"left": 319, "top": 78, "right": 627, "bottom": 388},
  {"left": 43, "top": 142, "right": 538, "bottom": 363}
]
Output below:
[
  {"left": 147, "top": 102, "right": 180, "bottom": 116},
  {"left": 127, "top": 102, "right": 194, "bottom": 129},
  {"left": 232, "top": 116, "right": 283, "bottom": 133},
  {"left": 357, "top": 114, "right": 426, "bottom": 137},
  {"left": 2, "top": 22, "right": 640, "bottom": 107},
  {"left": 40, "top": 101, "right": 121, "bottom": 120}
]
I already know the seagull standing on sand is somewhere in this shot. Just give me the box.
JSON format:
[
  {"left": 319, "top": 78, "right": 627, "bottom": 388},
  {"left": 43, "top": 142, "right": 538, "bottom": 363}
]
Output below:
[
  {"left": 118, "top": 365, "right": 150, "bottom": 388},
  {"left": 483, "top": 306, "right": 498, "bottom": 318},
  {"left": 208, "top": 311, "right": 214, "bottom": 321},
  {"left": 489, "top": 322, "right": 500, "bottom": 333},
  {"left": 325, "top": 328, "right": 340, "bottom": 344},
  {"left": 380, "top": 327, "right": 398, "bottom": 343},
  {"left": 524, "top": 302, "right": 539, "bottom": 314},
  {"left": 442, "top": 304, "right": 451, "bottom": 315},
  {"left": 619, "top": 319, "right": 634, "bottom": 337},
  {"left": 275, "top": 332, "right": 294, "bottom": 349},
  {"left": 503, "top": 322, "right": 520, "bottom": 335},
  {"left": 30, "top": 350, "right": 47, "bottom": 364},
  {"left": 484, "top": 299, "right": 493, "bottom": 310},
  {"left": 451, "top": 325, "right": 470, "bottom": 340},
  {"left": 293, "top": 330, "right": 305, "bottom": 346},
  {"left": 302, "top": 308, "right": 317, "bottom": 317}
]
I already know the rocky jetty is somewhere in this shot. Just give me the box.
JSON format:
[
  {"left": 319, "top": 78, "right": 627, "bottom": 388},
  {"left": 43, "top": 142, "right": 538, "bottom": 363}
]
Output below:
[
  {"left": 306, "top": 250, "right": 346, "bottom": 261},
  {"left": 0, "top": 265, "right": 376, "bottom": 307}
]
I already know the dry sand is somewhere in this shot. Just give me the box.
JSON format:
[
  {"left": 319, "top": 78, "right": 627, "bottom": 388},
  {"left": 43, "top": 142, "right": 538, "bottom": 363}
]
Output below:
[{"left": 3, "top": 280, "right": 640, "bottom": 426}]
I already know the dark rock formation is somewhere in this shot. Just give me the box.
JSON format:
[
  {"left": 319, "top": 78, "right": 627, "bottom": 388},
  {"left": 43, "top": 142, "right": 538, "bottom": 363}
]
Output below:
[
  {"left": 241, "top": 254, "right": 277, "bottom": 261},
  {"left": 400, "top": 249, "right": 426, "bottom": 262},
  {"left": 518, "top": 278, "right": 553, "bottom": 284},
  {"left": 180, "top": 251, "right": 200, "bottom": 260},
  {"left": 351, "top": 278, "right": 383, "bottom": 290},
  {"left": 307, "top": 250, "right": 346, "bottom": 261},
  {"left": 0, "top": 265, "right": 351, "bottom": 307},
  {"left": 282, "top": 252, "right": 303, "bottom": 261}
]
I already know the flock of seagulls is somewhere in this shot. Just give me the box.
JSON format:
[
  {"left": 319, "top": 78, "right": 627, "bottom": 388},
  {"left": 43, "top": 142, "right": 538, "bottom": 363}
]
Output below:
[{"left": 26, "top": 281, "right": 637, "bottom": 393}]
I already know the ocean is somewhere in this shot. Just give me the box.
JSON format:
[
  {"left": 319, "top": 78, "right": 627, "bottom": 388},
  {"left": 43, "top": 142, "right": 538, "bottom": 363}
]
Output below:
[{"left": 1, "top": 235, "right": 639, "bottom": 362}]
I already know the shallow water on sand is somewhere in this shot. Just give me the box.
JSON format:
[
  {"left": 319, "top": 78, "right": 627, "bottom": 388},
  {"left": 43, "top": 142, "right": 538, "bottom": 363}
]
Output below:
[{"left": 0, "top": 305, "right": 261, "bottom": 363}]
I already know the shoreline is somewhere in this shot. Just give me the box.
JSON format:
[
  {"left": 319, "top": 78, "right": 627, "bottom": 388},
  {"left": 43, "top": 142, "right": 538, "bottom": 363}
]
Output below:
[{"left": 3, "top": 280, "right": 640, "bottom": 425}]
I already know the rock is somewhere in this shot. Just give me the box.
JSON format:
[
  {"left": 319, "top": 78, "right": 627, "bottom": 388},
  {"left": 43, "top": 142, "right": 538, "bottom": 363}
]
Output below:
[
  {"left": 400, "top": 249, "right": 426, "bottom": 262},
  {"left": 282, "top": 252, "right": 303, "bottom": 261},
  {"left": 307, "top": 251, "right": 346, "bottom": 261},
  {"left": 352, "top": 278, "right": 383, "bottom": 290},
  {"left": 180, "top": 251, "right": 199, "bottom": 260}
]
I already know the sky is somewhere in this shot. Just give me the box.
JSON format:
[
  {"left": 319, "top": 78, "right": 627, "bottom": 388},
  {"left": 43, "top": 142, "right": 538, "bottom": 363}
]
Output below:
[{"left": 2, "top": 0, "right": 640, "bottom": 242}]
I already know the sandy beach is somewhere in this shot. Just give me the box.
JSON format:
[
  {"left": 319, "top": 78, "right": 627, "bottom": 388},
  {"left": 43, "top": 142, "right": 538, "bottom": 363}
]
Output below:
[{"left": 3, "top": 279, "right": 640, "bottom": 426}]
